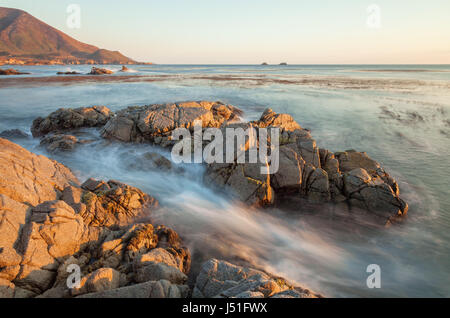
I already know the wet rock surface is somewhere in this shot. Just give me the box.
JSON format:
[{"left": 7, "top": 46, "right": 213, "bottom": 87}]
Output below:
[
  {"left": 0, "top": 129, "right": 29, "bottom": 139},
  {"left": 0, "top": 68, "right": 30, "bottom": 75},
  {"left": 40, "top": 134, "right": 79, "bottom": 153}
]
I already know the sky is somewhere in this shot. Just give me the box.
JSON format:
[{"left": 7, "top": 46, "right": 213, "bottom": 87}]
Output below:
[{"left": 1, "top": 0, "right": 449, "bottom": 64}]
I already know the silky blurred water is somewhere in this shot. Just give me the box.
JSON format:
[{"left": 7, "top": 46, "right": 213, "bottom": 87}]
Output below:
[{"left": 0, "top": 65, "right": 449, "bottom": 297}]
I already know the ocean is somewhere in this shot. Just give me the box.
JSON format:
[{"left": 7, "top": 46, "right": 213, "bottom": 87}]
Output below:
[{"left": 0, "top": 64, "right": 449, "bottom": 297}]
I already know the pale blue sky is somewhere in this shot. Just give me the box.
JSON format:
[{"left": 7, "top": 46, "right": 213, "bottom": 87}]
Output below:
[{"left": 1, "top": 0, "right": 449, "bottom": 64}]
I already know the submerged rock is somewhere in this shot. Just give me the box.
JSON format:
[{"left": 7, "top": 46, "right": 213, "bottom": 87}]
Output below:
[
  {"left": 57, "top": 71, "right": 81, "bottom": 75},
  {"left": 0, "top": 68, "right": 30, "bottom": 75},
  {"left": 88, "top": 67, "right": 113, "bottom": 75},
  {"left": 126, "top": 151, "right": 173, "bottom": 172},
  {"left": 193, "top": 259, "right": 320, "bottom": 298},
  {"left": 0, "top": 129, "right": 29, "bottom": 139},
  {"left": 31, "top": 106, "right": 112, "bottom": 137},
  {"left": 40, "top": 134, "right": 79, "bottom": 153}
]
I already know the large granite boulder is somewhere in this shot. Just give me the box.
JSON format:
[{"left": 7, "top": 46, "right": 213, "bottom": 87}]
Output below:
[
  {"left": 0, "top": 139, "right": 190, "bottom": 298},
  {"left": 31, "top": 106, "right": 112, "bottom": 137},
  {"left": 193, "top": 259, "right": 319, "bottom": 298},
  {"left": 100, "top": 101, "right": 242, "bottom": 145}
]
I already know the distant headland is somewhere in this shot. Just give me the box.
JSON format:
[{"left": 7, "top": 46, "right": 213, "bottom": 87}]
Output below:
[{"left": 0, "top": 7, "right": 150, "bottom": 65}]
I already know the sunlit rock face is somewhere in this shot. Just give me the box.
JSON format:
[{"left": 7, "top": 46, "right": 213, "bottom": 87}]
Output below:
[
  {"left": 0, "top": 138, "right": 191, "bottom": 298},
  {"left": 100, "top": 101, "right": 242, "bottom": 144}
]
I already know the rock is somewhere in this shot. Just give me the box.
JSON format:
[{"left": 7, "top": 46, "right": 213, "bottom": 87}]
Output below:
[
  {"left": 57, "top": 71, "right": 81, "bottom": 75},
  {"left": 271, "top": 288, "right": 317, "bottom": 298},
  {"left": 0, "top": 129, "right": 29, "bottom": 139},
  {"left": 14, "top": 265, "right": 56, "bottom": 293},
  {"left": 203, "top": 108, "right": 407, "bottom": 225},
  {"left": 0, "top": 196, "right": 29, "bottom": 262},
  {"left": 0, "top": 139, "right": 81, "bottom": 295},
  {"left": 255, "top": 108, "right": 301, "bottom": 131},
  {"left": 205, "top": 160, "right": 274, "bottom": 207},
  {"left": 100, "top": 101, "right": 242, "bottom": 144},
  {"left": 0, "top": 138, "right": 79, "bottom": 206},
  {"left": 93, "top": 223, "right": 191, "bottom": 274},
  {"left": 12, "top": 200, "right": 85, "bottom": 293},
  {"left": 71, "top": 268, "right": 121, "bottom": 296},
  {"left": 88, "top": 67, "right": 113, "bottom": 75},
  {"left": 80, "top": 179, "right": 159, "bottom": 228},
  {"left": 135, "top": 262, "right": 187, "bottom": 285},
  {"left": 127, "top": 152, "right": 173, "bottom": 171},
  {"left": 77, "top": 279, "right": 189, "bottom": 298},
  {"left": 0, "top": 278, "right": 15, "bottom": 298},
  {"left": 31, "top": 106, "right": 113, "bottom": 137},
  {"left": 28, "top": 200, "right": 85, "bottom": 259},
  {"left": 0, "top": 138, "right": 191, "bottom": 298},
  {"left": 0, "top": 265, "right": 21, "bottom": 282},
  {"left": 40, "top": 134, "right": 79, "bottom": 153},
  {"left": 0, "top": 68, "right": 30, "bottom": 75},
  {"left": 193, "top": 259, "right": 319, "bottom": 298},
  {"left": 0, "top": 247, "right": 22, "bottom": 268},
  {"left": 336, "top": 151, "right": 408, "bottom": 222},
  {"left": 36, "top": 286, "right": 70, "bottom": 298},
  {"left": 119, "top": 66, "right": 129, "bottom": 72},
  {"left": 13, "top": 287, "right": 37, "bottom": 298},
  {"left": 0, "top": 138, "right": 79, "bottom": 269},
  {"left": 135, "top": 248, "right": 180, "bottom": 269}
]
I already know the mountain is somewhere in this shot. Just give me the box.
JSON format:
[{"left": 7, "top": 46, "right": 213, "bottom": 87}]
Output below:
[{"left": 0, "top": 7, "right": 138, "bottom": 65}]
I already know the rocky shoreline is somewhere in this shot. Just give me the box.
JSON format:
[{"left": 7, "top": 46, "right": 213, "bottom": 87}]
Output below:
[{"left": 0, "top": 100, "right": 409, "bottom": 298}]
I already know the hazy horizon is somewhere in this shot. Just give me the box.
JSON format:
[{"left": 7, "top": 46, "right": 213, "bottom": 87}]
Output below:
[{"left": 2, "top": 0, "right": 449, "bottom": 64}]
